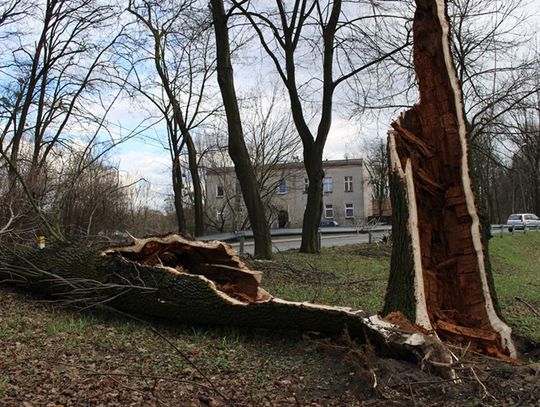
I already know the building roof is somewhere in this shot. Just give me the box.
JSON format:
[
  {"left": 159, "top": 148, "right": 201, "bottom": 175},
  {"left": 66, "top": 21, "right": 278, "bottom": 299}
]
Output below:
[{"left": 205, "top": 158, "right": 364, "bottom": 175}]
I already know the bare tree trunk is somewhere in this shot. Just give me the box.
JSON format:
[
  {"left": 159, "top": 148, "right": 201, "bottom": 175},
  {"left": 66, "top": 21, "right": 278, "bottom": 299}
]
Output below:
[
  {"left": 184, "top": 131, "right": 204, "bottom": 237},
  {"left": 172, "top": 150, "right": 187, "bottom": 234},
  {"left": 210, "top": 0, "right": 272, "bottom": 259},
  {"left": 300, "top": 151, "right": 324, "bottom": 252},
  {"left": 383, "top": 0, "right": 516, "bottom": 359},
  {"left": 150, "top": 33, "right": 205, "bottom": 237},
  {"left": 168, "top": 118, "right": 187, "bottom": 234}
]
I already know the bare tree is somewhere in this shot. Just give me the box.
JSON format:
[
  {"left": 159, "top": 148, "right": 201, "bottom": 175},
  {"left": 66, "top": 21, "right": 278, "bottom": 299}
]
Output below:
[
  {"left": 209, "top": 0, "right": 272, "bottom": 258},
  {"left": 229, "top": 0, "right": 410, "bottom": 252},
  {"left": 447, "top": 0, "right": 539, "bottom": 219},
  {"left": 0, "top": 0, "right": 139, "bottom": 240},
  {"left": 0, "top": 0, "right": 30, "bottom": 28},
  {"left": 126, "top": 0, "right": 218, "bottom": 236},
  {"left": 384, "top": 0, "right": 516, "bottom": 358},
  {"left": 505, "top": 91, "right": 540, "bottom": 215},
  {"left": 1, "top": 1, "right": 125, "bottom": 184},
  {"left": 363, "top": 137, "right": 389, "bottom": 220}
]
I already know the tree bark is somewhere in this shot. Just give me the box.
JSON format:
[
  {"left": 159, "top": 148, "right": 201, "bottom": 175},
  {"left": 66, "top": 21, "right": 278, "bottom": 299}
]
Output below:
[
  {"left": 292, "top": 1, "right": 340, "bottom": 254},
  {"left": 0, "top": 235, "right": 456, "bottom": 378},
  {"left": 184, "top": 133, "right": 205, "bottom": 237},
  {"left": 171, "top": 141, "right": 187, "bottom": 234},
  {"left": 210, "top": 0, "right": 272, "bottom": 259},
  {"left": 300, "top": 151, "right": 324, "bottom": 252},
  {"left": 383, "top": 0, "right": 516, "bottom": 358}
]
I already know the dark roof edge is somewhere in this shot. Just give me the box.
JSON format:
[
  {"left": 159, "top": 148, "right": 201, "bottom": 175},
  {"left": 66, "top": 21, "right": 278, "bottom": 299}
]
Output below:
[{"left": 205, "top": 158, "right": 364, "bottom": 174}]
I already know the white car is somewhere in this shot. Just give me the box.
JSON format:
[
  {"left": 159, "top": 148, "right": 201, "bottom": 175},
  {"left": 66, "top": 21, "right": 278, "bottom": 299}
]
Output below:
[{"left": 507, "top": 213, "right": 540, "bottom": 232}]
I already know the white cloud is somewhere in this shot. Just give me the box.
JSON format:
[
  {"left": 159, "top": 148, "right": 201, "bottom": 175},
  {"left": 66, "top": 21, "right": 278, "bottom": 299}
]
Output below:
[
  {"left": 323, "top": 115, "right": 389, "bottom": 160},
  {"left": 115, "top": 145, "right": 172, "bottom": 209}
]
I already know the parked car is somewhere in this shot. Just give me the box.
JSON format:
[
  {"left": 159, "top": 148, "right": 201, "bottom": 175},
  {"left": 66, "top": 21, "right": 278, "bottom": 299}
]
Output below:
[
  {"left": 319, "top": 220, "right": 339, "bottom": 227},
  {"left": 506, "top": 213, "right": 540, "bottom": 232}
]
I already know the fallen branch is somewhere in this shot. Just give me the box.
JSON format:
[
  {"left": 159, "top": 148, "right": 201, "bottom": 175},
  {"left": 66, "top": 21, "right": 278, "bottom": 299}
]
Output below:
[
  {"left": 515, "top": 296, "right": 540, "bottom": 319},
  {"left": 469, "top": 366, "right": 496, "bottom": 402},
  {"left": 0, "top": 205, "right": 17, "bottom": 236}
]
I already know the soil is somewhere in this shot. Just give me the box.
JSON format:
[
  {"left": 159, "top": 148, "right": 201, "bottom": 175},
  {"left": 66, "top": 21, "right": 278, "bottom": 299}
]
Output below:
[{"left": 0, "top": 288, "right": 538, "bottom": 406}]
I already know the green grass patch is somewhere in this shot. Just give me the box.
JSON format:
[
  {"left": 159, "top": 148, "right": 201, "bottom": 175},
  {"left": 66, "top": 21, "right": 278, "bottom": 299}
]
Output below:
[
  {"left": 0, "top": 377, "right": 7, "bottom": 397},
  {"left": 490, "top": 232, "right": 540, "bottom": 343},
  {"left": 45, "top": 314, "right": 96, "bottom": 336},
  {"left": 255, "top": 243, "right": 391, "bottom": 313}
]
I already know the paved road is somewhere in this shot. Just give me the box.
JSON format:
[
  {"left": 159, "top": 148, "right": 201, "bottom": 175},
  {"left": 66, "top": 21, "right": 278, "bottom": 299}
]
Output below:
[
  {"left": 230, "top": 231, "right": 390, "bottom": 255},
  {"left": 221, "top": 225, "right": 540, "bottom": 254},
  {"left": 228, "top": 225, "right": 540, "bottom": 255}
]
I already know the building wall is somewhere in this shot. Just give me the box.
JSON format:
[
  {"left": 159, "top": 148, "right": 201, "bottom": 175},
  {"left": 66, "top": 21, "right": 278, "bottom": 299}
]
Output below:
[{"left": 205, "top": 159, "right": 372, "bottom": 231}]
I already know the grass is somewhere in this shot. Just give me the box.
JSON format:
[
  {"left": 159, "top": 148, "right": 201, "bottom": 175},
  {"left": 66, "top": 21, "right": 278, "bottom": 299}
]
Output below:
[
  {"left": 257, "top": 233, "right": 540, "bottom": 344},
  {"left": 0, "top": 234, "right": 538, "bottom": 404},
  {"left": 0, "top": 377, "right": 7, "bottom": 397},
  {"left": 490, "top": 232, "right": 540, "bottom": 342},
  {"left": 257, "top": 244, "right": 391, "bottom": 313},
  {"left": 0, "top": 289, "right": 355, "bottom": 405}
]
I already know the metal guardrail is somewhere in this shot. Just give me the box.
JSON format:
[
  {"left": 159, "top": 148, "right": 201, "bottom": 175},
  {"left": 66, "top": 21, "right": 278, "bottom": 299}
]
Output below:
[
  {"left": 197, "top": 224, "right": 538, "bottom": 254},
  {"left": 196, "top": 225, "right": 392, "bottom": 254},
  {"left": 490, "top": 224, "right": 540, "bottom": 237}
]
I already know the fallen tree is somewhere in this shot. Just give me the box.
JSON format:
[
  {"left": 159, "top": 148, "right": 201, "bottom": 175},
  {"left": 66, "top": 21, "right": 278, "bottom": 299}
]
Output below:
[
  {"left": 0, "top": 234, "right": 456, "bottom": 379},
  {"left": 383, "top": 0, "right": 516, "bottom": 359}
]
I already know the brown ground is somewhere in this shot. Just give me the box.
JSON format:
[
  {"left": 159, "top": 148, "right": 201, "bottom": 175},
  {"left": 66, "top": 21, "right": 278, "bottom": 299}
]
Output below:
[{"left": 0, "top": 288, "right": 538, "bottom": 406}]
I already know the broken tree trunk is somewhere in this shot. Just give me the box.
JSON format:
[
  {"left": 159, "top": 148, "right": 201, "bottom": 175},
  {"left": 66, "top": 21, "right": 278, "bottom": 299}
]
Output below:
[
  {"left": 383, "top": 0, "right": 516, "bottom": 358},
  {"left": 0, "top": 234, "right": 455, "bottom": 379}
]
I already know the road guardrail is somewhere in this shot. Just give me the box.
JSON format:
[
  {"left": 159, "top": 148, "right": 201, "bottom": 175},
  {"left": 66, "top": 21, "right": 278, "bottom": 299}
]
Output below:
[
  {"left": 490, "top": 224, "right": 540, "bottom": 237},
  {"left": 196, "top": 225, "right": 392, "bottom": 254},
  {"left": 197, "top": 224, "right": 538, "bottom": 254}
]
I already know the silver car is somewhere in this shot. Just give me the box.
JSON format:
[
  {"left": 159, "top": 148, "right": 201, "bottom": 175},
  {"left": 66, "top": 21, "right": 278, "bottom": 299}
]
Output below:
[{"left": 507, "top": 213, "right": 540, "bottom": 232}]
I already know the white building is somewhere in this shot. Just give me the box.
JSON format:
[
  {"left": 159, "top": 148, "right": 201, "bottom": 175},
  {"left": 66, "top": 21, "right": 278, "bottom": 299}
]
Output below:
[{"left": 205, "top": 159, "right": 372, "bottom": 231}]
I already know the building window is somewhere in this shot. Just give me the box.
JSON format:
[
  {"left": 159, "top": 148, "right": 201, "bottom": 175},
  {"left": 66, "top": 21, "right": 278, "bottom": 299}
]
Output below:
[
  {"left": 325, "top": 204, "right": 334, "bottom": 218},
  {"left": 278, "top": 178, "right": 287, "bottom": 194},
  {"left": 304, "top": 178, "right": 309, "bottom": 193},
  {"left": 344, "top": 176, "right": 353, "bottom": 192},
  {"left": 216, "top": 209, "right": 224, "bottom": 219},
  {"left": 345, "top": 203, "right": 354, "bottom": 218},
  {"left": 323, "top": 177, "right": 333, "bottom": 193},
  {"left": 216, "top": 185, "right": 224, "bottom": 198}
]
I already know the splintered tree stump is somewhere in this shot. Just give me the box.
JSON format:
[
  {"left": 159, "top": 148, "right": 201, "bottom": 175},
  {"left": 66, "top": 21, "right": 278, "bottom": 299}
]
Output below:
[
  {"left": 0, "top": 234, "right": 456, "bottom": 379},
  {"left": 383, "top": 0, "right": 516, "bottom": 358}
]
